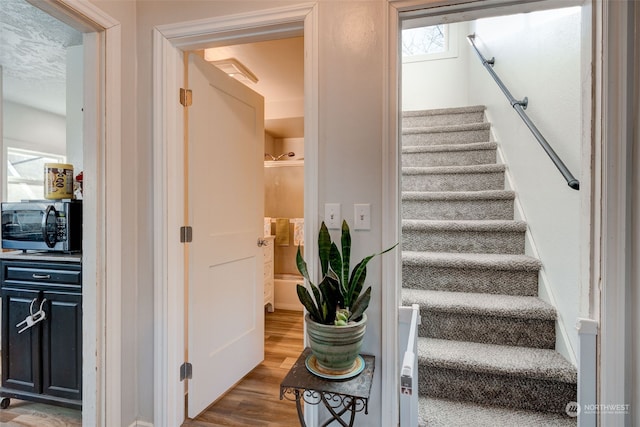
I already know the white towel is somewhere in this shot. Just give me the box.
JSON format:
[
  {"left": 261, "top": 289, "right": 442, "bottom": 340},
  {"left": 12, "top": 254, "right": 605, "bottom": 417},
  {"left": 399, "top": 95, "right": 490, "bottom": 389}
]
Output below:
[
  {"left": 293, "top": 218, "right": 304, "bottom": 246},
  {"left": 264, "top": 217, "right": 272, "bottom": 236}
]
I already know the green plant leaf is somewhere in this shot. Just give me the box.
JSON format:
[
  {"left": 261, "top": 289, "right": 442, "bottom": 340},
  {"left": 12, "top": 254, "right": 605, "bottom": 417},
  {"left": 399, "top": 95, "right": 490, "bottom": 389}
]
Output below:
[
  {"left": 341, "top": 220, "right": 351, "bottom": 294},
  {"left": 296, "top": 246, "right": 310, "bottom": 281},
  {"left": 296, "top": 284, "right": 321, "bottom": 321},
  {"left": 349, "top": 286, "right": 371, "bottom": 322},
  {"left": 329, "top": 242, "right": 345, "bottom": 294},
  {"left": 318, "top": 222, "right": 332, "bottom": 276},
  {"left": 319, "top": 276, "right": 339, "bottom": 323},
  {"left": 348, "top": 261, "right": 367, "bottom": 305}
]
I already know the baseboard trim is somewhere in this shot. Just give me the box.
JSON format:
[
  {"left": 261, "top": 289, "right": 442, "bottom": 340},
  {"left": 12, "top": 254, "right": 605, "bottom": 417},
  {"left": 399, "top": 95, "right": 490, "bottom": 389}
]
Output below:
[
  {"left": 128, "top": 421, "right": 154, "bottom": 427},
  {"left": 495, "top": 134, "right": 577, "bottom": 367}
]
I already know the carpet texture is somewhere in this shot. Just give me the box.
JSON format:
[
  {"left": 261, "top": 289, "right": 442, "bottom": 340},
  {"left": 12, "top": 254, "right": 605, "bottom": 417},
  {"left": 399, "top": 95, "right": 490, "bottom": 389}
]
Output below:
[{"left": 401, "top": 106, "right": 577, "bottom": 425}]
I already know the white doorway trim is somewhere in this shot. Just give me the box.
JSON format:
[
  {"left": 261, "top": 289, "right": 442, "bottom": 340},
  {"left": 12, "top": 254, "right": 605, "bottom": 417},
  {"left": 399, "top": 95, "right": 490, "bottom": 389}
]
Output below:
[
  {"left": 45, "top": 1, "right": 121, "bottom": 426},
  {"left": 386, "top": 0, "right": 602, "bottom": 425},
  {"left": 152, "top": 4, "right": 318, "bottom": 426}
]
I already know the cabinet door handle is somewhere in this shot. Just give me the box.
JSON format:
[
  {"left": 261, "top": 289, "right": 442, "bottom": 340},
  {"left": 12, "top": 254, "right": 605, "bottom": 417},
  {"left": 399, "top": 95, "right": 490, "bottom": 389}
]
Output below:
[{"left": 32, "top": 273, "right": 51, "bottom": 279}]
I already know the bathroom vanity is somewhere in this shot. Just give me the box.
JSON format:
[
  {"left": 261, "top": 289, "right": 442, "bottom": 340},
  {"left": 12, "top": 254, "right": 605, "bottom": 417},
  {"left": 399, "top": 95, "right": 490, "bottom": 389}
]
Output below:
[{"left": 0, "top": 252, "right": 82, "bottom": 410}]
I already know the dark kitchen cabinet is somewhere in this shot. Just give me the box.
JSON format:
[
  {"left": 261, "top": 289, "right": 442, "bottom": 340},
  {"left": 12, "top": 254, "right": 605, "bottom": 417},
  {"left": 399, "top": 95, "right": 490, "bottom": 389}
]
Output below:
[{"left": 0, "top": 258, "right": 82, "bottom": 410}]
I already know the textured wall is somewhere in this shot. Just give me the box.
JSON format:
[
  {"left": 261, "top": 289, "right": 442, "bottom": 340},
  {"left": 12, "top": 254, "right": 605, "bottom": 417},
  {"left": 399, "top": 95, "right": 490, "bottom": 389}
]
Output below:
[{"left": 468, "top": 7, "right": 583, "bottom": 360}]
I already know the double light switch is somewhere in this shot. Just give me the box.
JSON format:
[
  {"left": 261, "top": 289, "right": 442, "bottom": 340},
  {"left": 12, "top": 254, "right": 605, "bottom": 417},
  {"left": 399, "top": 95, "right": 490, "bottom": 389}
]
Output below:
[{"left": 324, "top": 203, "right": 371, "bottom": 230}]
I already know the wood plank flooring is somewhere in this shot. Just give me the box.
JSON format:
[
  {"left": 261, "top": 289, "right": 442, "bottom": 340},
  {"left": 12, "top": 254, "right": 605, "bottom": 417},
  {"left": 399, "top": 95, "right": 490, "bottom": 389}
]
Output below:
[
  {"left": 183, "top": 309, "right": 304, "bottom": 427},
  {"left": 0, "top": 399, "right": 81, "bottom": 426}
]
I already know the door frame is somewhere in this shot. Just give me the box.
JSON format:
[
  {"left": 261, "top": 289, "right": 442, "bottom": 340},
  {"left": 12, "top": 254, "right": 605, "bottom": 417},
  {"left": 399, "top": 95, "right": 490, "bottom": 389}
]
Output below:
[
  {"left": 152, "top": 4, "right": 319, "bottom": 426},
  {"left": 387, "top": 0, "right": 633, "bottom": 425},
  {"left": 33, "top": 1, "right": 122, "bottom": 426}
]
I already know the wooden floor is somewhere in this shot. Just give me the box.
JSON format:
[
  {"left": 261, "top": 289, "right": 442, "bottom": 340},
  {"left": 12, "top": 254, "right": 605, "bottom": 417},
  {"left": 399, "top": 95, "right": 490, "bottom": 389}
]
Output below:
[
  {"left": 0, "top": 399, "right": 81, "bottom": 426},
  {"left": 183, "top": 309, "right": 305, "bottom": 427}
]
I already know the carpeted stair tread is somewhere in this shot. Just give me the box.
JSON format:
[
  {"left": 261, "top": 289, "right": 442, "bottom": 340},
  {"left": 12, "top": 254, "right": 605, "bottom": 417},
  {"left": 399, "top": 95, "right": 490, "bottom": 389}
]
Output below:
[
  {"left": 402, "top": 164, "right": 506, "bottom": 192},
  {"left": 418, "top": 337, "right": 577, "bottom": 383},
  {"left": 402, "top": 219, "right": 526, "bottom": 254},
  {"left": 403, "top": 122, "right": 491, "bottom": 135},
  {"left": 403, "top": 289, "right": 556, "bottom": 320},
  {"left": 403, "top": 219, "right": 526, "bottom": 232},
  {"left": 402, "top": 141, "right": 497, "bottom": 154},
  {"left": 402, "top": 190, "right": 516, "bottom": 220},
  {"left": 419, "top": 397, "right": 577, "bottom": 427},
  {"left": 402, "top": 189, "right": 515, "bottom": 202},
  {"left": 403, "top": 163, "right": 505, "bottom": 175},
  {"left": 402, "top": 122, "right": 491, "bottom": 146},
  {"left": 403, "top": 105, "right": 486, "bottom": 118},
  {"left": 405, "top": 289, "right": 556, "bottom": 348},
  {"left": 402, "top": 251, "right": 541, "bottom": 271}
]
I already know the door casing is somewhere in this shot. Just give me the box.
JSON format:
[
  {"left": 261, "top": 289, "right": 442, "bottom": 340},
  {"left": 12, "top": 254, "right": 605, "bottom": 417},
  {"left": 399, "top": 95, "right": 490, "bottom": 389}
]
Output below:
[
  {"left": 27, "top": 1, "right": 122, "bottom": 426},
  {"left": 152, "top": 4, "right": 320, "bottom": 426}
]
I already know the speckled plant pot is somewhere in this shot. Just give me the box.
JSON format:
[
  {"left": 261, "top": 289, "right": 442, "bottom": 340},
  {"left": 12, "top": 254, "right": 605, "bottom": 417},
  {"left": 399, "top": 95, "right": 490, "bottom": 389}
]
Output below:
[{"left": 305, "top": 313, "right": 367, "bottom": 375}]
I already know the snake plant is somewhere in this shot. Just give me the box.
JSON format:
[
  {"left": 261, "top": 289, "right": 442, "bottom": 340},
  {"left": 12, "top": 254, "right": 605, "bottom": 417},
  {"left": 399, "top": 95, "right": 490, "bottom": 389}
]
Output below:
[{"left": 296, "top": 220, "right": 397, "bottom": 325}]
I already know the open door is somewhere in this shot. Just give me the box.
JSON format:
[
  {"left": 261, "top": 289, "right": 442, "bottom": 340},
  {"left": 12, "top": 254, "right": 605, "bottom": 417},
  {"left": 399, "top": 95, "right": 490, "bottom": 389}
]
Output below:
[{"left": 186, "top": 53, "right": 265, "bottom": 418}]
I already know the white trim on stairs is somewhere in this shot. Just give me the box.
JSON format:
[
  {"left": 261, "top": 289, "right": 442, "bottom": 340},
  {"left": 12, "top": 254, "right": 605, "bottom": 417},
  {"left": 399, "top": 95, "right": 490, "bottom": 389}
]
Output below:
[
  {"left": 577, "top": 318, "right": 598, "bottom": 427},
  {"left": 493, "top": 114, "right": 578, "bottom": 367}
]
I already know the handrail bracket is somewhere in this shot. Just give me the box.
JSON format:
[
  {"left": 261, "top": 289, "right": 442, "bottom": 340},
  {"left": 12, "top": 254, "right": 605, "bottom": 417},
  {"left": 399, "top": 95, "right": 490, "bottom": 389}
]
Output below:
[{"left": 512, "top": 96, "right": 528, "bottom": 110}]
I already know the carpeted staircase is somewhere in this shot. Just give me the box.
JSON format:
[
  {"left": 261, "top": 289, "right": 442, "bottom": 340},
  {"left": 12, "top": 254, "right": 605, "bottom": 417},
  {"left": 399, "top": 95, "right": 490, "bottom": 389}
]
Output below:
[{"left": 401, "top": 105, "right": 577, "bottom": 426}]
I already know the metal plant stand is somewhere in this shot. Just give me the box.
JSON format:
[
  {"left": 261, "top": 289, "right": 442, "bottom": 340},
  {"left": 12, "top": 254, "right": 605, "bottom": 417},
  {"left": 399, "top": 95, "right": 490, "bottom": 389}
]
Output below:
[{"left": 280, "top": 347, "right": 374, "bottom": 427}]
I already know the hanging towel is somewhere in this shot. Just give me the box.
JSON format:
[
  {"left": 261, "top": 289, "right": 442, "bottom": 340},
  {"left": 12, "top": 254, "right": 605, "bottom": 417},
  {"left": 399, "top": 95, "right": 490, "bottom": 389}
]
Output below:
[
  {"left": 293, "top": 218, "right": 304, "bottom": 246},
  {"left": 264, "top": 217, "right": 272, "bottom": 236},
  {"left": 275, "top": 218, "right": 290, "bottom": 246}
]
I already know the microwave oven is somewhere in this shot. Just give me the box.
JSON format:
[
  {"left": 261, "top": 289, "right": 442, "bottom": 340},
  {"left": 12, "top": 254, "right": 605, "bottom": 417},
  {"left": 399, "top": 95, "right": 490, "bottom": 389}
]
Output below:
[{"left": 1, "top": 200, "right": 82, "bottom": 252}]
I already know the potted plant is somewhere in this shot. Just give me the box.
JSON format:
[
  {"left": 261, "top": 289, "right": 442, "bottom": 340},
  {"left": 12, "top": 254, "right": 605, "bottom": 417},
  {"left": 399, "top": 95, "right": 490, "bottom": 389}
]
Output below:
[{"left": 296, "top": 220, "right": 397, "bottom": 376}]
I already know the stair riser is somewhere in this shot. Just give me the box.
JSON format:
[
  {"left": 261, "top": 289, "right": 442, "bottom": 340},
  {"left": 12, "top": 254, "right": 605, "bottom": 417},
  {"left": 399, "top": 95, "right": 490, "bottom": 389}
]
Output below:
[
  {"left": 403, "top": 111, "right": 485, "bottom": 127},
  {"left": 419, "top": 366, "right": 577, "bottom": 414},
  {"left": 420, "top": 312, "right": 555, "bottom": 349},
  {"left": 402, "top": 199, "right": 515, "bottom": 221},
  {"left": 403, "top": 129, "right": 490, "bottom": 146},
  {"left": 402, "top": 264, "right": 539, "bottom": 296},
  {"left": 402, "top": 150, "right": 496, "bottom": 167},
  {"left": 402, "top": 229, "right": 525, "bottom": 254},
  {"left": 402, "top": 171, "right": 505, "bottom": 192}
]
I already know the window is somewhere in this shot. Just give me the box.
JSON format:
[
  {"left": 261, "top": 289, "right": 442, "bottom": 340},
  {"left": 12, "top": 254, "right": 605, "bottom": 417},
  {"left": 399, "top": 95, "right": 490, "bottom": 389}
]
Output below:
[
  {"left": 402, "top": 23, "right": 458, "bottom": 62},
  {"left": 6, "top": 147, "right": 66, "bottom": 201}
]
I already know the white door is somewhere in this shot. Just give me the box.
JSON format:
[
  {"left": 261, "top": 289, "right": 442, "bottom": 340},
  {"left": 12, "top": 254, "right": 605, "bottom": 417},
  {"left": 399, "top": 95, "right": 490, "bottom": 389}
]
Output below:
[{"left": 186, "top": 53, "right": 265, "bottom": 418}]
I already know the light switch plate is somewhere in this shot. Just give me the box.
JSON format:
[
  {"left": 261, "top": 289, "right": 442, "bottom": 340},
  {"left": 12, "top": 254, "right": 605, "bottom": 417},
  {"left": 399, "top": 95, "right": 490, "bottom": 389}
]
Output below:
[
  {"left": 354, "top": 204, "right": 371, "bottom": 230},
  {"left": 325, "top": 203, "right": 341, "bottom": 229}
]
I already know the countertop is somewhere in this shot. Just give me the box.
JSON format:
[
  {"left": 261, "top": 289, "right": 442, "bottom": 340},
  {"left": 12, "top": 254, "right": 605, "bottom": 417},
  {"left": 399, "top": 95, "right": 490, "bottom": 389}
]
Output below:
[{"left": 0, "top": 251, "right": 82, "bottom": 263}]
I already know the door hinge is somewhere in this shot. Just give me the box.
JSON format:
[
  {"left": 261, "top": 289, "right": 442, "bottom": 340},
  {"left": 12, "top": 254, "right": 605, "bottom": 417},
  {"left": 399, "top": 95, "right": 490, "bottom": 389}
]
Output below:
[
  {"left": 180, "top": 88, "right": 192, "bottom": 107},
  {"left": 180, "top": 362, "right": 192, "bottom": 381},
  {"left": 180, "top": 226, "right": 193, "bottom": 243}
]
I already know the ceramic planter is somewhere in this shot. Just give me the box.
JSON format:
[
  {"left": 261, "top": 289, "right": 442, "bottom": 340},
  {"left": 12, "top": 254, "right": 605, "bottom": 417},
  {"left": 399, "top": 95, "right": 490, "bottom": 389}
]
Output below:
[{"left": 305, "top": 313, "right": 367, "bottom": 375}]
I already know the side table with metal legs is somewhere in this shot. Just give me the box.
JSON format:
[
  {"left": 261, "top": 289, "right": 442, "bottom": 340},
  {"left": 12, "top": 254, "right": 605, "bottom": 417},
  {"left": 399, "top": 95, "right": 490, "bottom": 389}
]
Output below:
[{"left": 280, "top": 348, "right": 375, "bottom": 427}]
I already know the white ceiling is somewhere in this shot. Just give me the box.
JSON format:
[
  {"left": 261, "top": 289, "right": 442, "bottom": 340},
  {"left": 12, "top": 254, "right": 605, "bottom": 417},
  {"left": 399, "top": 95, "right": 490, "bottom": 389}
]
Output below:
[
  {"left": 0, "top": 1, "right": 304, "bottom": 137},
  {"left": 205, "top": 36, "right": 304, "bottom": 138},
  {"left": 0, "top": 0, "right": 82, "bottom": 116}
]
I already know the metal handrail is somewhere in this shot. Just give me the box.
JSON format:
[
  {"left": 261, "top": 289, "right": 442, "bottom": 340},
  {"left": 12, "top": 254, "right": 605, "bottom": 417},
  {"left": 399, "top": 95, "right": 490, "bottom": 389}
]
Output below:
[{"left": 467, "top": 34, "right": 580, "bottom": 191}]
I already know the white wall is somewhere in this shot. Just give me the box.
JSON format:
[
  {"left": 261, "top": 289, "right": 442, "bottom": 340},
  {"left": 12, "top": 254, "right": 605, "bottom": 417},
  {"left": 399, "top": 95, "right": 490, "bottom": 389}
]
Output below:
[
  {"left": 87, "top": 0, "right": 389, "bottom": 424},
  {"left": 467, "top": 7, "right": 582, "bottom": 359},
  {"left": 2, "top": 101, "right": 66, "bottom": 155},
  {"left": 402, "top": 22, "right": 472, "bottom": 110}
]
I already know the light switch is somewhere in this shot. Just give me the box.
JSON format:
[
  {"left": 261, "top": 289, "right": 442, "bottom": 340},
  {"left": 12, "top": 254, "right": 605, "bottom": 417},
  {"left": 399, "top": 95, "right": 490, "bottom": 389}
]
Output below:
[
  {"left": 354, "top": 204, "right": 370, "bottom": 230},
  {"left": 325, "top": 203, "right": 341, "bottom": 229}
]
